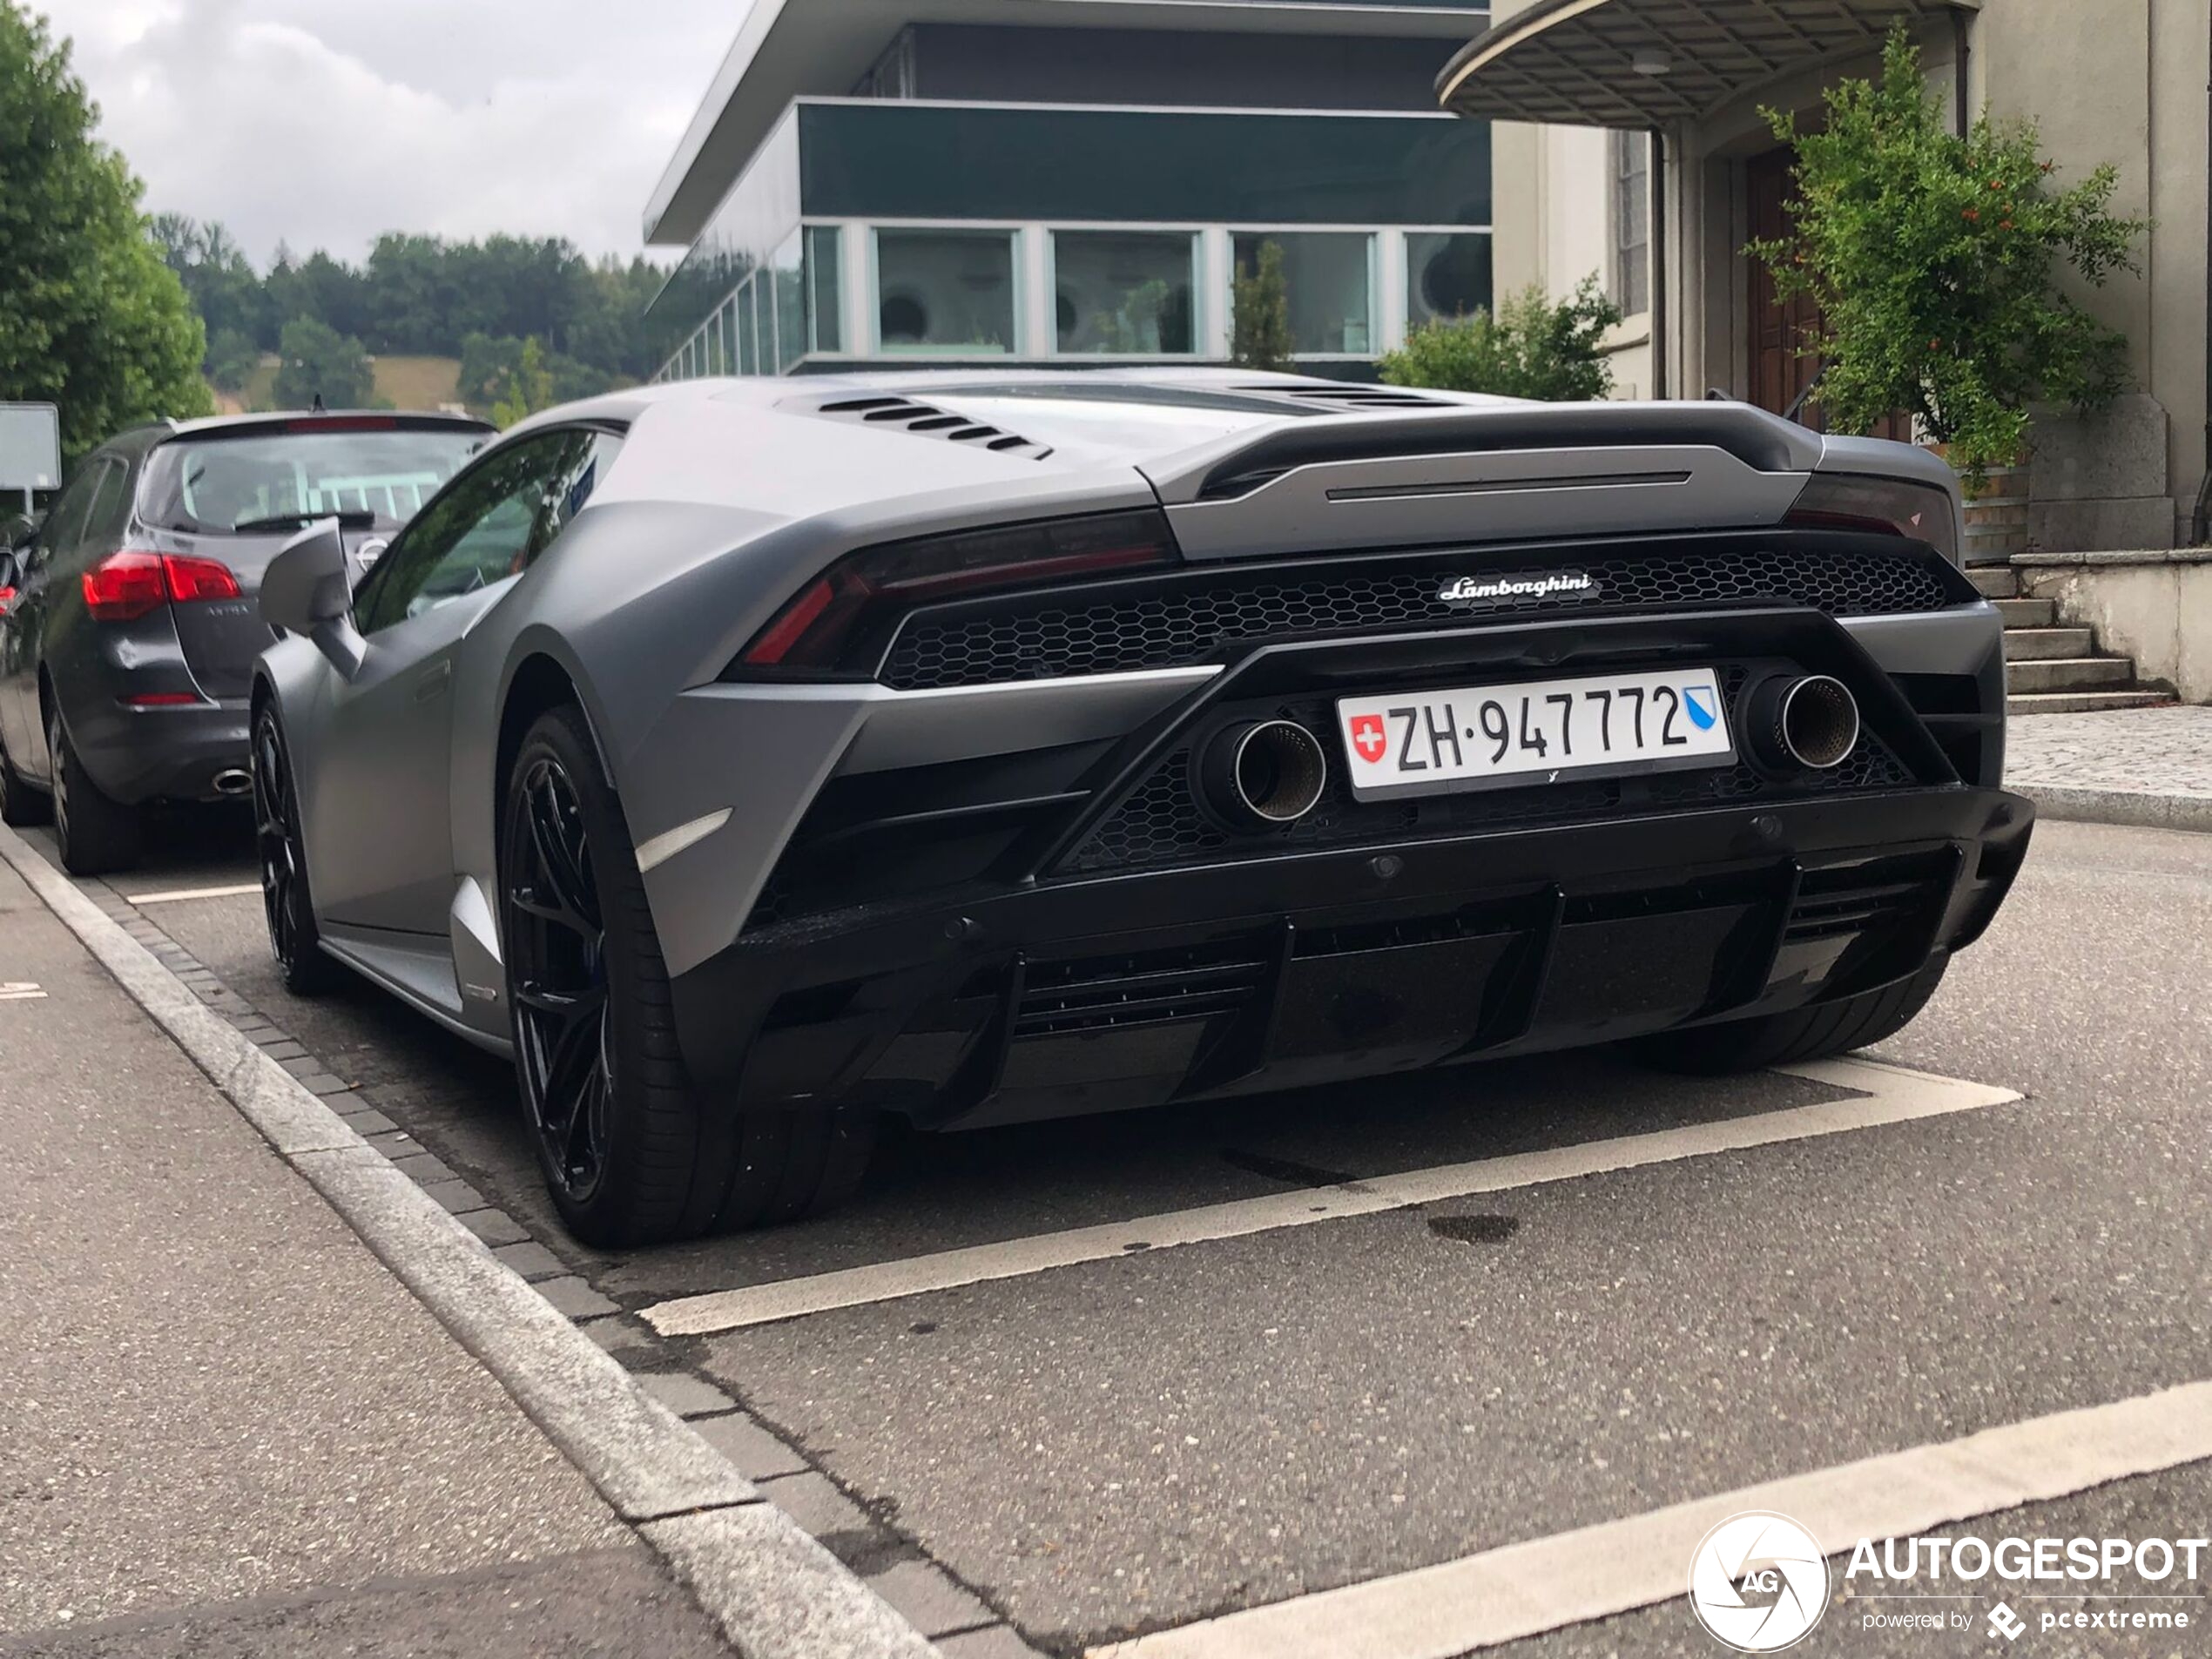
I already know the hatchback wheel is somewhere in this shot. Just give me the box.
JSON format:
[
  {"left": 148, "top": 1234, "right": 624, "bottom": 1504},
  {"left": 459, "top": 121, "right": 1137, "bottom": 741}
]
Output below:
[
  {"left": 253, "top": 706, "right": 341, "bottom": 995},
  {"left": 502, "top": 704, "right": 874, "bottom": 1244},
  {"left": 48, "top": 704, "right": 140, "bottom": 875}
]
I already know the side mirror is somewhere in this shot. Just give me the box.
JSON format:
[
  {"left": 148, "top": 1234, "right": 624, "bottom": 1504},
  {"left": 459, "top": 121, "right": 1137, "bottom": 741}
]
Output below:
[{"left": 262, "top": 518, "right": 368, "bottom": 677}]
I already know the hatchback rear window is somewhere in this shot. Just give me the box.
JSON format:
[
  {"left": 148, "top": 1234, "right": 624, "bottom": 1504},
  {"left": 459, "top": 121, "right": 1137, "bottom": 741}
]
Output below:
[{"left": 140, "top": 424, "right": 487, "bottom": 534}]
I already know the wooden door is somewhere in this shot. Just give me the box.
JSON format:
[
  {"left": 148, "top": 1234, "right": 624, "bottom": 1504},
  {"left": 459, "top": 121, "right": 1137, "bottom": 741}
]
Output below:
[{"left": 1744, "top": 147, "right": 1912, "bottom": 440}]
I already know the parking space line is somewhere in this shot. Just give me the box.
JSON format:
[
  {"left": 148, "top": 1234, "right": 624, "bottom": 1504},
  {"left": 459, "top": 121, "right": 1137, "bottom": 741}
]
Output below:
[
  {"left": 1087, "top": 1376, "right": 2212, "bottom": 1659},
  {"left": 641, "top": 1056, "right": 2020, "bottom": 1337},
  {"left": 123, "top": 882, "right": 263, "bottom": 905}
]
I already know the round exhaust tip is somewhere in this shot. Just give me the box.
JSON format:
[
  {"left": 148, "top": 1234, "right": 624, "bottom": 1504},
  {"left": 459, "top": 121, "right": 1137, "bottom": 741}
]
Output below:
[
  {"left": 1777, "top": 675, "right": 1860, "bottom": 771},
  {"left": 211, "top": 767, "right": 254, "bottom": 797},
  {"left": 1201, "top": 719, "right": 1329, "bottom": 830}
]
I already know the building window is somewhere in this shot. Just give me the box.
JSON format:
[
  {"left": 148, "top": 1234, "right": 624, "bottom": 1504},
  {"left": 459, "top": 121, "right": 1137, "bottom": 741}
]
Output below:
[
  {"left": 737, "top": 280, "right": 759, "bottom": 375},
  {"left": 1610, "top": 131, "right": 1651, "bottom": 318},
  {"left": 1406, "top": 232, "right": 1494, "bottom": 327},
  {"left": 1232, "top": 232, "right": 1373, "bottom": 355},
  {"left": 1052, "top": 231, "right": 1197, "bottom": 354},
  {"left": 807, "top": 226, "right": 843, "bottom": 354},
  {"left": 874, "top": 228, "right": 1017, "bottom": 354},
  {"left": 854, "top": 27, "right": 916, "bottom": 98}
]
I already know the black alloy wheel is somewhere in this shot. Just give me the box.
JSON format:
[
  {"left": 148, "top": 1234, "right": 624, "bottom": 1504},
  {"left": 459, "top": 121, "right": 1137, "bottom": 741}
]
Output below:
[
  {"left": 504, "top": 749, "right": 613, "bottom": 1205},
  {"left": 252, "top": 707, "right": 339, "bottom": 994}
]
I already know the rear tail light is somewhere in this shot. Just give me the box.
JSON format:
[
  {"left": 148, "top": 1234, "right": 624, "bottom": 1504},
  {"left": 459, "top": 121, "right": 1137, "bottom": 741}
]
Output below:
[
  {"left": 82, "top": 551, "right": 240, "bottom": 622},
  {"left": 0, "top": 585, "right": 15, "bottom": 615},
  {"left": 733, "top": 509, "right": 1180, "bottom": 677},
  {"left": 1784, "top": 474, "right": 1959, "bottom": 563},
  {"left": 122, "top": 691, "right": 206, "bottom": 708}
]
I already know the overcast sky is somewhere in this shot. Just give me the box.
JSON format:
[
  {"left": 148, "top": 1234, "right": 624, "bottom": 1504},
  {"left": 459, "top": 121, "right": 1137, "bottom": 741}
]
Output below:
[{"left": 37, "top": 0, "right": 739, "bottom": 268}]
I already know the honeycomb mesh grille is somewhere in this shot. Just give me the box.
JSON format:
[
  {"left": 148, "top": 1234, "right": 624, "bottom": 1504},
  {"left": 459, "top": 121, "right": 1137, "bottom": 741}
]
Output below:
[
  {"left": 883, "top": 545, "right": 1958, "bottom": 691},
  {"left": 1062, "top": 668, "right": 1914, "bottom": 877}
]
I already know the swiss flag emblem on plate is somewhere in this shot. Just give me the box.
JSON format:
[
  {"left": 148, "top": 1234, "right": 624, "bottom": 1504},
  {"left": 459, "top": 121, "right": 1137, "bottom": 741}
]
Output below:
[{"left": 1349, "top": 713, "right": 1388, "bottom": 764}]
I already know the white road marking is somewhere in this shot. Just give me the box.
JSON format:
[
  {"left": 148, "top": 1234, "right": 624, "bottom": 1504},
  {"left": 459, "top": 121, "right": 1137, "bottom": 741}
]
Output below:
[
  {"left": 124, "top": 882, "right": 262, "bottom": 905},
  {"left": 641, "top": 1056, "right": 2019, "bottom": 1337},
  {"left": 0, "top": 981, "right": 47, "bottom": 1001},
  {"left": 1089, "top": 1377, "right": 2212, "bottom": 1659}
]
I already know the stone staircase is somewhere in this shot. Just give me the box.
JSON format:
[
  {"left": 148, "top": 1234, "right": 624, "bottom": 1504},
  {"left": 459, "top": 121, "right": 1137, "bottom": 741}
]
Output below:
[{"left": 1971, "top": 566, "right": 2172, "bottom": 715}]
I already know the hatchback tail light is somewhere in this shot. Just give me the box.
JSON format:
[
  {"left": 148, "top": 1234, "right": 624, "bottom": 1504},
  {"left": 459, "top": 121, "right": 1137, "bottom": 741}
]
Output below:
[
  {"left": 733, "top": 509, "right": 1180, "bottom": 677},
  {"left": 0, "top": 585, "right": 16, "bottom": 615},
  {"left": 82, "top": 551, "right": 241, "bottom": 622}
]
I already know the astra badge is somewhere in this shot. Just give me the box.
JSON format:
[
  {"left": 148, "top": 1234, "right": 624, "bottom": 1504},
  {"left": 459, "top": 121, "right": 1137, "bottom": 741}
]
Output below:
[{"left": 1438, "top": 570, "right": 1598, "bottom": 605}]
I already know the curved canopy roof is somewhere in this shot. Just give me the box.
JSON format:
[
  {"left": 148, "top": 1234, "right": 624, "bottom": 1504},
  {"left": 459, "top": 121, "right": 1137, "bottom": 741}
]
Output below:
[{"left": 1436, "top": 0, "right": 1973, "bottom": 127}]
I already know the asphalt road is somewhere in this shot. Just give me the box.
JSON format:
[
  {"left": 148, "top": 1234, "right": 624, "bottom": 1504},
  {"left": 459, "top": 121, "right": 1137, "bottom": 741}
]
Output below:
[{"left": 16, "top": 810, "right": 2211, "bottom": 1657}]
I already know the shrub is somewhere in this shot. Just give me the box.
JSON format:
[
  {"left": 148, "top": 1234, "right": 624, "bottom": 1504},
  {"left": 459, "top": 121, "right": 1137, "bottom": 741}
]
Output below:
[
  {"left": 1378, "top": 275, "right": 1622, "bottom": 401},
  {"left": 1747, "top": 24, "right": 2148, "bottom": 484},
  {"left": 1231, "top": 241, "right": 1292, "bottom": 374}
]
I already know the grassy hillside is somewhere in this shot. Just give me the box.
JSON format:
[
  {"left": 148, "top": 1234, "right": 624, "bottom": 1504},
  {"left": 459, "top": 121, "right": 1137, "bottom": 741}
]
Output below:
[{"left": 209, "top": 354, "right": 464, "bottom": 416}]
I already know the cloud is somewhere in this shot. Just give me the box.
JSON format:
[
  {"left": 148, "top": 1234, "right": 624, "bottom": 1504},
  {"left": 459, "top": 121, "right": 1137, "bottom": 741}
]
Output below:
[{"left": 36, "top": 0, "right": 735, "bottom": 266}]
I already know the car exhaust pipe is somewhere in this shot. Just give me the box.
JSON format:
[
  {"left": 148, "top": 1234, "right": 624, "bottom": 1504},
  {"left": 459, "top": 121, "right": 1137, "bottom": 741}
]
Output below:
[
  {"left": 1200, "top": 719, "right": 1329, "bottom": 830},
  {"left": 1746, "top": 675, "right": 1861, "bottom": 772},
  {"left": 212, "top": 767, "right": 253, "bottom": 797}
]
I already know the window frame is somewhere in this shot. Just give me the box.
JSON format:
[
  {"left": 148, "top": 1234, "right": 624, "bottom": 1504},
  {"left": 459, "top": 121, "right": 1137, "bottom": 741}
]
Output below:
[
  {"left": 1046, "top": 228, "right": 1204, "bottom": 360},
  {"left": 869, "top": 225, "right": 1024, "bottom": 356},
  {"left": 1230, "top": 228, "right": 1379, "bottom": 361},
  {"left": 1609, "top": 130, "right": 1652, "bottom": 320}
]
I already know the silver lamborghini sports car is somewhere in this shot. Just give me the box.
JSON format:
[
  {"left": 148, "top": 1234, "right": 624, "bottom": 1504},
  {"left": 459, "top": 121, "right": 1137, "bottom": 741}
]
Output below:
[{"left": 252, "top": 372, "right": 2032, "bottom": 1244}]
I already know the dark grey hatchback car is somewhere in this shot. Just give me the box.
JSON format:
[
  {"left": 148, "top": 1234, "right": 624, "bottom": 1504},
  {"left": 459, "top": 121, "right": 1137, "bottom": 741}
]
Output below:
[{"left": 0, "top": 411, "right": 490, "bottom": 872}]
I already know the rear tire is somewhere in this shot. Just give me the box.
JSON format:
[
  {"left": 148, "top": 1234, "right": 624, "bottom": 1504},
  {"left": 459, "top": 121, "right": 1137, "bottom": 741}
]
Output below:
[
  {"left": 48, "top": 704, "right": 141, "bottom": 875},
  {"left": 0, "top": 734, "right": 51, "bottom": 827},
  {"left": 500, "top": 703, "right": 875, "bottom": 1246},
  {"left": 1633, "top": 957, "right": 1947, "bottom": 1074}
]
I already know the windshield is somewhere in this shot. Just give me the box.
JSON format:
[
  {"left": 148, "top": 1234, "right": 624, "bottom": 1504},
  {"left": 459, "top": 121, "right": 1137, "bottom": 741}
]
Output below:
[{"left": 141, "top": 426, "right": 485, "bottom": 534}]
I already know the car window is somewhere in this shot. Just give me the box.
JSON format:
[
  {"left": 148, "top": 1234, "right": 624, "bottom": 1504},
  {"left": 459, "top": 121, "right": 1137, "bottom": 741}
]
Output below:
[
  {"left": 533, "top": 431, "right": 622, "bottom": 562},
  {"left": 355, "top": 432, "right": 583, "bottom": 634},
  {"left": 30, "top": 462, "right": 106, "bottom": 570},
  {"left": 81, "top": 459, "right": 132, "bottom": 551}
]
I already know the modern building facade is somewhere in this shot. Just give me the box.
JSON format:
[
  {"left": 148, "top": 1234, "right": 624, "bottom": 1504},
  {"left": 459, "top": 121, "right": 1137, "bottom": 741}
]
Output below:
[
  {"left": 643, "top": 1, "right": 1500, "bottom": 381},
  {"left": 1447, "top": 0, "right": 2212, "bottom": 552}
]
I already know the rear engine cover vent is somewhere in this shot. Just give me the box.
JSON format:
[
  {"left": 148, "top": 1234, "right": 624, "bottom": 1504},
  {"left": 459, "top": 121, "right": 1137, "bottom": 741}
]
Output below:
[
  {"left": 1237, "top": 385, "right": 1454, "bottom": 409},
  {"left": 811, "top": 395, "right": 1054, "bottom": 459}
]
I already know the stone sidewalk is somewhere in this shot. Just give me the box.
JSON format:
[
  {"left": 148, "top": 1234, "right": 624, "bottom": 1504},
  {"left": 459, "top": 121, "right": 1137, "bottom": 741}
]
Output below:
[{"left": 2006, "top": 705, "right": 2212, "bottom": 833}]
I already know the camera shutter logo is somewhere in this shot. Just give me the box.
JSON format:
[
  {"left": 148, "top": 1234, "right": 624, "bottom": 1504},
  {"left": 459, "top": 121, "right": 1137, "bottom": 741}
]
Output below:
[{"left": 1687, "top": 1511, "right": 1830, "bottom": 1652}]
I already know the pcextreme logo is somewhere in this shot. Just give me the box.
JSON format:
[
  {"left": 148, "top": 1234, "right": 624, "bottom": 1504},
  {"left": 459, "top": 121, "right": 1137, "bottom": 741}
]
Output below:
[{"left": 1687, "top": 1512, "right": 1830, "bottom": 1652}]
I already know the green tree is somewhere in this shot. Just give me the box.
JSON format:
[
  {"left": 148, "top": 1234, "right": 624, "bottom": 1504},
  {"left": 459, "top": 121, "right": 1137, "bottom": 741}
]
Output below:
[
  {"left": 1747, "top": 24, "right": 2147, "bottom": 483},
  {"left": 490, "top": 335, "right": 554, "bottom": 428},
  {"left": 1379, "top": 276, "right": 1622, "bottom": 401},
  {"left": 271, "top": 316, "right": 373, "bottom": 409},
  {"left": 0, "top": 2, "right": 212, "bottom": 458},
  {"left": 152, "top": 213, "right": 271, "bottom": 354},
  {"left": 1231, "top": 240, "right": 1293, "bottom": 373},
  {"left": 204, "top": 327, "right": 260, "bottom": 395}
]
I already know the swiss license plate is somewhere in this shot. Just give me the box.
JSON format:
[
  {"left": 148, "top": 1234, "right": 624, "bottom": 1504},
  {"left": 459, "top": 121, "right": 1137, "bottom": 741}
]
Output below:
[{"left": 1336, "top": 668, "right": 1734, "bottom": 801}]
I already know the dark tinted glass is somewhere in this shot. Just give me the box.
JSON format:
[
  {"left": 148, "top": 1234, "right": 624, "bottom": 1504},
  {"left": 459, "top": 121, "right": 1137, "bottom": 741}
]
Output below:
[{"left": 799, "top": 105, "right": 1490, "bottom": 226}]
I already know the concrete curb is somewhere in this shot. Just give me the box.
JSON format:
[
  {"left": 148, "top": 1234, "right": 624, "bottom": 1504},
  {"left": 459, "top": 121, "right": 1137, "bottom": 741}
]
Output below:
[
  {"left": 2016, "top": 783, "right": 2212, "bottom": 834},
  {"left": 0, "top": 824, "right": 938, "bottom": 1659}
]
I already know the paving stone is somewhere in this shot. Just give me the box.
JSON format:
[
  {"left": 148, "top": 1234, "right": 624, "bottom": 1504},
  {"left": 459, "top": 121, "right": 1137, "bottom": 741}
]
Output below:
[
  {"left": 257, "top": 1039, "right": 310, "bottom": 1061},
  {"left": 490, "top": 1239, "right": 569, "bottom": 1282},
  {"left": 362, "top": 1130, "right": 419, "bottom": 1156},
  {"left": 864, "top": 1561, "right": 997, "bottom": 1639},
  {"left": 418, "top": 1177, "right": 485, "bottom": 1215},
  {"left": 757, "top": 1471, "right": 870, "bottom": 1538},
  {"left": 320, "top": 1091, "right": 373, "bottom": 1116},
  {"left": 689, "top": 1412, "right": 810, "bottom": 1480},
  {"left": 579, "top": 1315, "right": 652, "bottom": 1357},
  {"left": 389, "top": 1150, "right": 459, "bottom": 1187},
  {"left": 535, "top": 1274, "right": 618, "bottom": 1318},
  {"left": 455, "top": 1207, "right": 530, "bottom": 1247},
  {"left": 2007, "top": 704, "right": 2212, "bottom": 798},
  {"left": 336, "top": 1107, "right": 397, "bottom": 1137},
  {"left": 294, "top": 1072, "right": 352, "bottom": 1096},
  {"left": 934, "top": 1624, "right": 1044, "bottom": 1659},
  {"left": 634, "top": 1371, "right": 736, "bottom": 1419}
]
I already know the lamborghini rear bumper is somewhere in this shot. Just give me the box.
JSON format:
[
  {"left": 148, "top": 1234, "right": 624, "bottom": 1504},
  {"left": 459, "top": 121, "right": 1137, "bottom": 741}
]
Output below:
[{"left": 668, "top": 781, "right": 2033, "bottom": 1128}]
